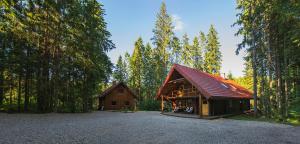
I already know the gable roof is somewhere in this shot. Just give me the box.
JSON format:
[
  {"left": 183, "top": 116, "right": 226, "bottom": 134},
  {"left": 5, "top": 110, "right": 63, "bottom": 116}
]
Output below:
[
  {"left": 99, "top": 82, "right": 137, "bottom": 98},
  {"left": 157, "top": 64, "right": 253, "bottom": 100}
]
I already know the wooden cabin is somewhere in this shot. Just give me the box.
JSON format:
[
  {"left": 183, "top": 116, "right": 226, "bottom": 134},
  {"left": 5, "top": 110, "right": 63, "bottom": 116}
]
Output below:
[
  {"left": 98, "top": 82, "right": 137, "bottom": 111},
  {"left": 156, "top": 64, "right": 253, "bottom": 116}
]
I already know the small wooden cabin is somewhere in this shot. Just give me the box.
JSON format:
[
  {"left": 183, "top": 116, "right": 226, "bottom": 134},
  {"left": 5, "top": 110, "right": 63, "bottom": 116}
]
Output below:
[
  {"left": 157, "top": 64, "right": 253, "bottom": 116},
  {"left": 99, "top": 82, "right": 137, "bottom": 110}
]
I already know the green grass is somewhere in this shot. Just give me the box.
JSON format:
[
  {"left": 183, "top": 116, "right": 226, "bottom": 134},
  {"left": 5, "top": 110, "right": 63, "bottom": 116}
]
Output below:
[
  {"left": 229, "top": 98, "right": 300, "bottom": 126},
  {"left": 229, "top": 114, "right": 278, "bottom": 123},
  {"left": 287, "top": 99, "right": 300, "bottom": 126},
  {"left": 229, "top": 113, "right": 300, "bottom": 126}
]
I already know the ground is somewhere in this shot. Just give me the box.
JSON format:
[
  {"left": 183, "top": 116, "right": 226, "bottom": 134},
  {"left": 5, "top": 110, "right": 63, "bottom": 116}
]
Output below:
[{"left": 0, "top": 111, "right": 299, "bottom": 144}]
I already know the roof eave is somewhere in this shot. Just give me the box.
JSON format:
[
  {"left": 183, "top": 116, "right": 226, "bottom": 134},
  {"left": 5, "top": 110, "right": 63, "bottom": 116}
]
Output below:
[{"left": 209, "top": 95, "right": 253, "bottom": 100}]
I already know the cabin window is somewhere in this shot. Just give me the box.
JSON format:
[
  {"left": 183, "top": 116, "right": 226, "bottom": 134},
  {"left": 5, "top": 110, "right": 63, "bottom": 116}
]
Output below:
[
  {"left": 111, "top": 101, "right": 117, "bottom": 105},
  {"left": 125, "top": 101, "right": 130, "bottom": 105}
]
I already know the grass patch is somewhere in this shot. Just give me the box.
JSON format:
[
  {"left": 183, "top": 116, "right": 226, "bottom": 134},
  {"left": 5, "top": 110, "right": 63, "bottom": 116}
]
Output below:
[
  {"left": 229, "top": 114, "right": 277, "bottom": 123},
  {"left": 229, "top": 98, "right": 300, "bottom": 126},
  {"left": 287, "top": 99, "right": 300, "bottom": 126},
  {"left": 229, "top": 114, "right": 300, "bottom": 126}
]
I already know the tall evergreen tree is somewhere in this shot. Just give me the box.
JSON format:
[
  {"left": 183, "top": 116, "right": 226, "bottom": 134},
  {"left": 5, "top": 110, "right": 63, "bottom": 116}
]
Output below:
[
  {"left": 181, "top": 33, "right": 191, "bottom": 66},
  {"left": 191, "top": 36, "right": 203, "bottom": 70},
  {"left": 142, "top": 43, "right": 156, "bottom": 99},
  {"left": 112, "top": 56, "right": 126, "bottom": 82},
  {"left": 130, "top": 37, "right": 144, "bottom": 100},
  {"left": 198, "top": 31, "right": 207, "bottom": 71},
  {"left": 170, "top": 36, "right": 182, "bottom": 64},
  {"left": 152, "top": 2, "right": 174, "bottom": 84},
  {"left": 124, "top": 52, "right": 132, "bottom": 86},
  {"left": 204, "top": 25, "right": 222, "bottom": 74}
]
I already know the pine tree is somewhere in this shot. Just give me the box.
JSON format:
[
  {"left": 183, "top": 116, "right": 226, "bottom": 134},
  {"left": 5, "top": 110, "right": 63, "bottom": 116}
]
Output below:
[
  {"left": 170, "top": 36, "right": 182, "bottom": 64},
  {"left": 191, "top": 36, "right": 203, "bottom": 70},
  {"left": 124, "top": 52, "right": 133, "bottom": 87},
  {"left": 204, "top": 25, "right": 222, "bottom": 74},
  {"left": 142, "top": 43, "right": 156, "bottom": 99},
  {"left": 130, "top": 37, "right": 144, "bottom": 100},
  {"left": 113, "top": 56, "right": 126, "bottom": 82},
  {"left": 152, "top": 2, "right": 174, "bottom": 83},
  {"left": 199, "top": 31, "right": 206, "bottom": 71},
  {"left": 181, "top": 33, "right": 191, "bottom": 66}
]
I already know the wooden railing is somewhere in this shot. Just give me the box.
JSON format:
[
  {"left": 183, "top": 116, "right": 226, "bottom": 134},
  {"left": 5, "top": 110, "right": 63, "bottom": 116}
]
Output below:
[{"left": 170, "top": 87, "right": 198, "bottom": 98}]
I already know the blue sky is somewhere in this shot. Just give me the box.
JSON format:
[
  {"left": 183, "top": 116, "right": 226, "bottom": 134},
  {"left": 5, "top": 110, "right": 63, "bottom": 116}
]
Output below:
[{"left": 99, "top": 0, "right": 247, "bottom": 77}]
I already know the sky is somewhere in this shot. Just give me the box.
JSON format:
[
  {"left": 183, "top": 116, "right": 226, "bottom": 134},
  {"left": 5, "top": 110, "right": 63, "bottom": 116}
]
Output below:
[{"left": 99, "top": 0, "right": 247, "bottom": 77}]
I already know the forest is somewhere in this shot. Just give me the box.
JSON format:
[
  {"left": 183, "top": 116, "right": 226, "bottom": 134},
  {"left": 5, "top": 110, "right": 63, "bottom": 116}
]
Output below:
[
  {"left": 0, "top": 0, "right": 114, "bottom": 112},
  {"left": 0, "top": 0, "right": 299, "bottom": 124},
  {"left": 234, "top": 0, "right": 300, "bottom": 123}
]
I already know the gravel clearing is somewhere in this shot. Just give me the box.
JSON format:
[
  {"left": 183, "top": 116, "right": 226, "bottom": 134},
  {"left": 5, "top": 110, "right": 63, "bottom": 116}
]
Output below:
[{"left": 0, "top": 111, "right": 299, "bottom": 144}]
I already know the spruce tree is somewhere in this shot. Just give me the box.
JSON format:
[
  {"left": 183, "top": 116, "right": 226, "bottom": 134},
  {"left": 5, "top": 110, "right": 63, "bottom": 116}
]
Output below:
[
  {"left": 124, "top": 52, "right": 132, "bottom": 86},
  {"left": 199, "top": 31, "right": 207, "bottom": 70},
  {"left": 152, "top": 2, "right": 173, "bottom": 83},
  {"left": 112, "top": 56, "right": 126, "bottom": 82},
  {"left": 191, "top": 36, "right": 203, "bottom": 70},
  {"left": 142, "top": 43, "right": 156, "bottom": 99},
  {"left": 170, "top": 36, "right": 182, "bottom": 65},
  {"left": 204, "top": 25, "right": 222, "bottom": 74},
  {"left": 181, "top": 33, "right": 191, "bottom": 67},
  {"left": 130, "top": 37, "right": 144, "bottom": 99}
]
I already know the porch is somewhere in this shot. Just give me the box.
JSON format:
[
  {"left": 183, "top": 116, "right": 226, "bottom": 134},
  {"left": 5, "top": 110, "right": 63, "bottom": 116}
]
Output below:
[
  {"left": 161, "top": 112, "right": 235, "bottom": 120},
  {"left": 160, "top": 76, "right": 210, "bottom": 116}
]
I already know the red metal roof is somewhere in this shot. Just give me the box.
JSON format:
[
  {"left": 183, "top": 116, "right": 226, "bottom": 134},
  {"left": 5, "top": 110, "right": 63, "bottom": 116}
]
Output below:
[{"left": 157, "top": 64, "right": 253, "bottom": 99}]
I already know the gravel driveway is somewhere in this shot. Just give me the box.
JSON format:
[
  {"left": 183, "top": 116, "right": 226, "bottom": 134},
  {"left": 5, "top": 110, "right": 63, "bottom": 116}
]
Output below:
[{"left": 0, "top": 111, "right": 299, "bottom": 144}]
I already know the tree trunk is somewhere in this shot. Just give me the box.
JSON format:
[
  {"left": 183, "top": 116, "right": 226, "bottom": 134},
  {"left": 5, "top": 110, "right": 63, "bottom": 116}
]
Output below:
[
  {"left": 24, "top": 69, "right": 29, "bottom": 112},
  {"left": 0, "top": 70, "right": 4, "bottom": 106},
  {"left": 9, "top": 78, "right": 12, "bottom": 111},
  {"left": 17, "top": 73, "right": 22, "bottom": 112},
  {"left": 259, "top": 61, "right": 266, "bottom": 115},
  {"left": 274, "top": 35, "right": 283, "bottom": 120},
  {"left": 283, "top": 34, "right": 289, "bottom": 120},
  {"left": 37, "top": 66, "right": 43, "bottom": 112},
  {"left": 252, "top": 48, "right": 258, "bottom": 117},
  {"left": 24, "top": 46, "right": 30, "bottom": 112}
]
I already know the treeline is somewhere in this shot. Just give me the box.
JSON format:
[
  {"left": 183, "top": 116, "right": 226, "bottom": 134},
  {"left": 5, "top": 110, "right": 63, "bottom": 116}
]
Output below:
[
  {"left": 235, "top": 0, "right": 300, "bottom": 121},
  {"left": 0, "top": 0, "right": 114, "bottom": 112},
  {"left": 112, "top": 2, "right": 222, "bottom": 110}
]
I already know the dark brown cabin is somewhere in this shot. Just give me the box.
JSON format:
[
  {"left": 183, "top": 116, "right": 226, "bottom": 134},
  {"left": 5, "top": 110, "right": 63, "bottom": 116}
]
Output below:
[
  {"left": 99, "top": 82, "right": 137, "bottom": 110},
  {"left": 157, "top": 64, "right": 253, "bottom": 116}
]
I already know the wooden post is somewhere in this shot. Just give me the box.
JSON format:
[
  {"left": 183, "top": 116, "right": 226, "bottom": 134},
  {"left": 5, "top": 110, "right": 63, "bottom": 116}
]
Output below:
[
  {"left": 161, "top": 95, "right": 164, "bottom": 112},
  {"left": 199, "top": 95, "right": 202, "bottom": 117},
  {"left": 98, "top": 98, "right": 101, "bottom": 110},
  {"left": 207, "top": 100, "right": 210, "bottom": 116},
  {"left": 134, "top": 99, "right": 137, "bottom": 111}
]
